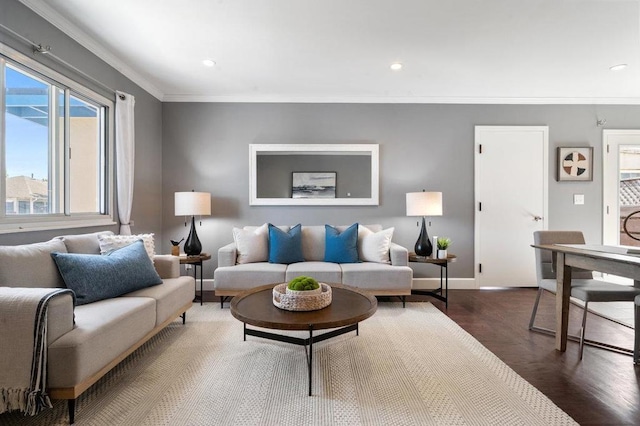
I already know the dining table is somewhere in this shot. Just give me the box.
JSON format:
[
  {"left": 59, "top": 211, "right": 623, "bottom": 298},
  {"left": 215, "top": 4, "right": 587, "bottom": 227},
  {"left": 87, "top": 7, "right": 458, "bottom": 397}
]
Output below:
[{"left": 531, "top": 243, "right": 640, "bottom": 351}]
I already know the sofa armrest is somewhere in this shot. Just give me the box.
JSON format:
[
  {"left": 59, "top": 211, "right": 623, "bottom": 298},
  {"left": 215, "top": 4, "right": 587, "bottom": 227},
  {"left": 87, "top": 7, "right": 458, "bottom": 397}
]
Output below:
[
  {"left": 0, "top": 288, "right": 74, "bottom": 345},
  {"left": 218, "top": 242, "right": 237, "bottom": 267},
  {"left": 389, "top": 243, "right": 409, "bottom": 266},
  {"left": 153, "top": 255, "right": 180, "bottom": 279}
]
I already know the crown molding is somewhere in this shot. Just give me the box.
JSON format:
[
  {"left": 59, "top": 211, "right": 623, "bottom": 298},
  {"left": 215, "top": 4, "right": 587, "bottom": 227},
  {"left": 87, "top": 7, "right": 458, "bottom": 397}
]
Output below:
[
  {"left": 163, "top": 93, "right": 640, "bottom": 105},
  {"left": 18, "top": 0, "right": 164, "bottom": 101}
]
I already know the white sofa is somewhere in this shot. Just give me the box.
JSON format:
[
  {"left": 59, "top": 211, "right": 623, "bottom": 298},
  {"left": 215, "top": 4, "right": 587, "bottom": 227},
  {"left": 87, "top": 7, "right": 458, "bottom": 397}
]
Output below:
[
  {"left": 214, "top": 224, "right": 413, "bottom": 305},
  {"left": 0, "top": 231, "right": 194, "bottom": 423}
]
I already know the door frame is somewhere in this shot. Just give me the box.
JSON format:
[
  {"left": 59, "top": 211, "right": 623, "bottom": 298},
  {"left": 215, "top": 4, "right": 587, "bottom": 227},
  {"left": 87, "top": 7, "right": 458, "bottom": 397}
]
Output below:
[
  {"left": 602, "top": 129, "right": 640, "bottom": 245},
  {"left": 474, "top": 125, "right": 549, "bottom": 287}
]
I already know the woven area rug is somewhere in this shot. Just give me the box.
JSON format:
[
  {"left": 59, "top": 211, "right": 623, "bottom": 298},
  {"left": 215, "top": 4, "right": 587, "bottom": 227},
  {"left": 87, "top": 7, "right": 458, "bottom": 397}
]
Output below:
[{"left": 1, "top": 302, "right": 577, "bottom": 425}]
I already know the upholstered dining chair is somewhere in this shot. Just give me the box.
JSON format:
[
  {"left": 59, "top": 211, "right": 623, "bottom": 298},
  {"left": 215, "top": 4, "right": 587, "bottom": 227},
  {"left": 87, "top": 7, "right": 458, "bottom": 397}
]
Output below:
[{"left": 530, "top": 230, "right": 640, "bottom": 360}]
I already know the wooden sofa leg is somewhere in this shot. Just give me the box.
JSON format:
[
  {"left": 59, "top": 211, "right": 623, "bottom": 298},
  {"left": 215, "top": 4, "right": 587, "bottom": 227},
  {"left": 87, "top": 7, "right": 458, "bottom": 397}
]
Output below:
[
  {"left": 68, "top": 399, "right": 75, "bottom": 424},
  {"left": 181, "top": 312, "right": 186, "bottom": 325}
]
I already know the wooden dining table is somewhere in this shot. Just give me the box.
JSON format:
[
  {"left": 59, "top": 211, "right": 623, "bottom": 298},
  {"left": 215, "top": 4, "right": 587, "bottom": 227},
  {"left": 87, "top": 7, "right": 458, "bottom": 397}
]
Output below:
[{"left": 531, "top": 243, "right": 640, "bottom": 351}]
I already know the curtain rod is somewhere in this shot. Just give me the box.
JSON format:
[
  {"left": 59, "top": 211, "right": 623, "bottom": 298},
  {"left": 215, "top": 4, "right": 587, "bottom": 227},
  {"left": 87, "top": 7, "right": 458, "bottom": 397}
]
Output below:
[{"left": 0, "top": 22, "right": 117, "bottom": 97}]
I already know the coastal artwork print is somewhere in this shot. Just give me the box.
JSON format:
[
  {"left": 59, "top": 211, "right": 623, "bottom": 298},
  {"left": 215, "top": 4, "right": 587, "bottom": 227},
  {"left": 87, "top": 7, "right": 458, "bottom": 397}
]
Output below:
[
  {"left": 292, "top": 172, "right": 337, "bottom": 198},
  {"left": 557, "top": 147, "right": 593, "bottom": 181}
]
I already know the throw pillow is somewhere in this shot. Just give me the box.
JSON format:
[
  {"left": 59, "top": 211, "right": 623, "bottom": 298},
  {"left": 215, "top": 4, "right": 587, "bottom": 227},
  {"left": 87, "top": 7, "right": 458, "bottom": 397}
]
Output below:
[
  {"left": 268, "top": 223, "right": 304, "bottom": 264},
  {"left": 98, "top": 233, "right": 155, "bottom": 260},
  {"left": 359, "top": 227, "right": 394, "bottom": 263},
  {"left": 233, "top": 223, "right": 269, "bottom": 264},
  {"left": 324, "top": 223, "right": 359, "bottom": 263},
  {"left": 51, "top": 240, "right": 162, "bottom": 305}
]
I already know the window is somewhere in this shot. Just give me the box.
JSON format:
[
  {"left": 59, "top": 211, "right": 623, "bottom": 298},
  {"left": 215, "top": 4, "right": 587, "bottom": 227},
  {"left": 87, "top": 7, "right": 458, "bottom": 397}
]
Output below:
[{"left": 0, "top": 43, "right": 114, "bottom": 233}]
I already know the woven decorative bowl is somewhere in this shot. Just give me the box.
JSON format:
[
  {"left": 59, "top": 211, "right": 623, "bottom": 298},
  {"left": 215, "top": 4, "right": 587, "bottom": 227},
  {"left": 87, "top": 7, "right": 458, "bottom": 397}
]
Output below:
[{"left": 273, "top": 283, "right": 332, "bottom": 311}]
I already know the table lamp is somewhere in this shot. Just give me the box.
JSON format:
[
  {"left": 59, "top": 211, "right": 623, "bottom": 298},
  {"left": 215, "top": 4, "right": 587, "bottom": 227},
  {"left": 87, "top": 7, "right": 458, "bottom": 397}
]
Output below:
[
  {"left": 175, "top": 191, "right": 211, "bottom": 256},
  {"left": 406, "top": 191, "right": 443, "bottom": 257}
]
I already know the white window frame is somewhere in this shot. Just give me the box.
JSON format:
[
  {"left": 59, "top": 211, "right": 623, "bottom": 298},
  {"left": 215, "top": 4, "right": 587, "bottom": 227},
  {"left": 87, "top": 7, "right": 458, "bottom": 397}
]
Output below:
[{"left": 0, "top": 43, "right": 115, "bottom": 234}]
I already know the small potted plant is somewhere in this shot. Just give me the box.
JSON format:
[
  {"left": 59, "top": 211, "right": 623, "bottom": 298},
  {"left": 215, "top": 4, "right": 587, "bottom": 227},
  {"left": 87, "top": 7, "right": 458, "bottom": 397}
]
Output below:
[
  {"left": 436, "top": 237, "right": 451, "bottom": 259},
  {"left": 286, "top": 275, "right": 321, "bottom": 295}
]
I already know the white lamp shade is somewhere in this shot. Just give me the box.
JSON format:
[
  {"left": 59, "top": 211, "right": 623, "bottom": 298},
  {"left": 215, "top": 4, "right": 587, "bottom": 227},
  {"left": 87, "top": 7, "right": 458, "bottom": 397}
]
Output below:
[
  {"left": 406, "top": 191, "right": 443, "bottom": 216},
  {"left": 175, "top": 191, "right": 211, "bottom": 216}
]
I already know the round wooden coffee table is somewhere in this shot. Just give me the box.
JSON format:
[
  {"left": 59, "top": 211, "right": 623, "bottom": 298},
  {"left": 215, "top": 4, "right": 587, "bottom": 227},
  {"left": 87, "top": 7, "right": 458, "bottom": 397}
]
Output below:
[{"left": 230, "top": 283, "right": 377, "bottom": 396}]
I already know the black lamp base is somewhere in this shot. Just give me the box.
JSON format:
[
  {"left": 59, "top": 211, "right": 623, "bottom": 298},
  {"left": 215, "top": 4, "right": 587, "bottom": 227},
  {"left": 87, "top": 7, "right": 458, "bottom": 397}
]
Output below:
[
  {"left": 184, "top": 216, "right": 202, "bottom": 256},
  {"left": 414, "top": 216, "right": 432, "bottom": 257}
]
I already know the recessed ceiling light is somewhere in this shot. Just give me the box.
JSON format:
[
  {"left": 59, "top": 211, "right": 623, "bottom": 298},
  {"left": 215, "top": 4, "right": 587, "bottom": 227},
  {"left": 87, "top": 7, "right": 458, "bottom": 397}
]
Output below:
[
  {"left": 390, "top": 63, "right": 403, "bottom": 71},
  {"left": 202, "top": 59, "right": 216, "bottom": 67},
  {"left": 609, "top": 63, "right": 628, "bottom": 71}
]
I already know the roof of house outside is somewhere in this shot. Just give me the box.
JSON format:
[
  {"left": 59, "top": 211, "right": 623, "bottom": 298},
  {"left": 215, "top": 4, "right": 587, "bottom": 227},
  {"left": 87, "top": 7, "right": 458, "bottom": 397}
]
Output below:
[
  {"left": 6, "top": 175, "right": 48, "bottom": 201},
  {"left": 620, "top": 178, "right": 640, "bottom": 206}
]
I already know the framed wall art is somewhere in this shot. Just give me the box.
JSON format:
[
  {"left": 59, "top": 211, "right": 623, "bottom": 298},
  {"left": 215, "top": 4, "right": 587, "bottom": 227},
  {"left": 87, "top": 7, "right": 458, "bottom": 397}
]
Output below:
[
  {"left": 292, "top": 172, "right": 336, "bottom": 198},
  {"left": 556, "top": 147, "right": 593, "bottom": 181}
]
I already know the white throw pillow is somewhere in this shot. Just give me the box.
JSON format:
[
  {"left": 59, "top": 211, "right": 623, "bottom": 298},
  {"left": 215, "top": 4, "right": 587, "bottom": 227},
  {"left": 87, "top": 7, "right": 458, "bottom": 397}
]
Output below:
[
  {"left": 233, "top": 223, "right": 269, "bottom": 264},
  {"left": 358, "top": 227, "right": 394, "bottom": 263},
  {"left": 98, "top": 233, "right": 156, "bottom": 261}
]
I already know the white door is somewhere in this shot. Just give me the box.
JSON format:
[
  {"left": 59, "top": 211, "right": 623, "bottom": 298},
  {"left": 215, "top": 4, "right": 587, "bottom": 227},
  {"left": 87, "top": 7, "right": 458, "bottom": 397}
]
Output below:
[
  {"left": 475, "top": 126, "right": 548, "bottom": 287},
  {"left": 603, "top": 130, "right": 640, "bottom": 246}
]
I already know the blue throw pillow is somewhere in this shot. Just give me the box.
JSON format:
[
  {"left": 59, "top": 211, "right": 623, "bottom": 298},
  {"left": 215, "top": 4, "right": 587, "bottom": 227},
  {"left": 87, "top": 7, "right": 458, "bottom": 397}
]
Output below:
[
  {"left": 268, "top": 223, "right": 304, "bottom": 264},
  {"left": 51, "top": 240, "right": 162, "bottom": 305},
  {"left": 325, "top": 223, "right": 359, "bottom": 263}
]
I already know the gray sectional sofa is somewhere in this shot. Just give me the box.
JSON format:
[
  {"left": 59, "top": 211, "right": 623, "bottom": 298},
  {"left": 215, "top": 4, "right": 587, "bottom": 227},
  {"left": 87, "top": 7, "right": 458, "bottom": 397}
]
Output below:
[
  {"left": 0, "top": 231, "right": 194, "bottom": 423},
  {"left": 214, "top": 224, "right": 413, "bottom": 304}
]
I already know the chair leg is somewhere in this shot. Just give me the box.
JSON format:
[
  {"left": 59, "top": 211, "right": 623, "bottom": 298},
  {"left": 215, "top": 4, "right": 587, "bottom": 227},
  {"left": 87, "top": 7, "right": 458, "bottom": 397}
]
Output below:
[
  {"left": 528, "top": 287, "right": 544, "bottom": 330},
  {"left": 579, "top": 301, "right": 589, "bottom": 360},
  {"left": 635, "top": 302, "right": 640, "bottom": 364}
]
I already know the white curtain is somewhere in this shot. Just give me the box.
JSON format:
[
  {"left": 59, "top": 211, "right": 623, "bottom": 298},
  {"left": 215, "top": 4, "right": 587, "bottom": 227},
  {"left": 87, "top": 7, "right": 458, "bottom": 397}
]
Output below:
[{"left": 115, "top": 91, "right": 135, "bottom": 235}]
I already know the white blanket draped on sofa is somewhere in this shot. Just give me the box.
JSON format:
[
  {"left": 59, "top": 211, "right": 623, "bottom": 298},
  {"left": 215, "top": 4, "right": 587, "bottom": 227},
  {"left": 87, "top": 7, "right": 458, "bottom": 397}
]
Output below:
[{"left": 0, "top": 287, "right": 75, "bottom": 416}]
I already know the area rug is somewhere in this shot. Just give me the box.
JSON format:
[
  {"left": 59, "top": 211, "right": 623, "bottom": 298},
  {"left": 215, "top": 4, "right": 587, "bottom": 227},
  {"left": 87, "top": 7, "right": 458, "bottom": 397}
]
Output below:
[{"left": 0, "top": 302, "right": 577, "bottom": 425}]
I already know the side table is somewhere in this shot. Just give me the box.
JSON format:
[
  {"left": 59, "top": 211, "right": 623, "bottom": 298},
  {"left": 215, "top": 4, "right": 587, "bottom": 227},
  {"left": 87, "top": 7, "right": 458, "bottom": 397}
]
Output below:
[
  {"left": 178, "top": 253, "right": 211, "bottom": 305},
  {"left": 409, "top": 252, "right": 456, "bottom": 308}
]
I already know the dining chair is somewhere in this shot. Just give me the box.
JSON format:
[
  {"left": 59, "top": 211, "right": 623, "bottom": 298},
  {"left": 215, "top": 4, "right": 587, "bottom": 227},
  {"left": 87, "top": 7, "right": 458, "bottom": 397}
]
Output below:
[{"left": 530, "top": 230, "right": 640, "bottom": 359}]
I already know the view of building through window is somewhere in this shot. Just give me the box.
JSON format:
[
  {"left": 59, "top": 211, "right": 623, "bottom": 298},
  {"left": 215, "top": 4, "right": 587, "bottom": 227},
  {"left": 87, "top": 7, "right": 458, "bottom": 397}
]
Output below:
[
  {"left": 619, "top": 147, "right": 640, "bottom": 246},
  {"left": 4, "top": 62, "right": 104, "bottom": 216}
]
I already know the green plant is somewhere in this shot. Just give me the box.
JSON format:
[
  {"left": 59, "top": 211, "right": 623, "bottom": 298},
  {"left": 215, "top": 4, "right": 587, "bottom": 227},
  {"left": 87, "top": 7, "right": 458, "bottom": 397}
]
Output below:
[
  {"left": 437, "top": 237, "right": 451, "bottom": 250},
  {"left": 287, "top": 275, "right": 320, "bottom": 291}
]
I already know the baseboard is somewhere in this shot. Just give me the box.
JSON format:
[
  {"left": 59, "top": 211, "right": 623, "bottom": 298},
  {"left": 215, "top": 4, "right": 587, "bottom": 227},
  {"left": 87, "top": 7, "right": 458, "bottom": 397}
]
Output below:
[
  {"left": 412, "top": 278, "right": 477, "bottom": 290},
  {"left": 203, "top": 278, "right": 477, "bottom": 291}
]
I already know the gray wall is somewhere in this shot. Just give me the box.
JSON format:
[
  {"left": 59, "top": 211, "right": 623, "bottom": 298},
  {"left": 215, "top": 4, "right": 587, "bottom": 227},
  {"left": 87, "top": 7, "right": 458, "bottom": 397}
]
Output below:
[
  {"left": 257, "top": 154, "right": 371, "bottom": 198},
  {"left": 0, "top": 0, "right": 163, "bottom": 246},
  {"left": 162, "top": 102, "right": 640, "bottom": 278}
]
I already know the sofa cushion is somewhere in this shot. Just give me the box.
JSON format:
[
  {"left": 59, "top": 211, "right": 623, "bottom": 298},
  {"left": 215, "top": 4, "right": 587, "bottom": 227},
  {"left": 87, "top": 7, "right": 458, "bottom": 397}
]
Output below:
[
  {"left": 285, "top": 261, "right": 342, "bottom": 283},
  {"left": 123, "top": 276, "right": 194, "bottom": 326},
  {"left": 341, "top": 262, "right": 413, "bottom": 293},
  {"left": 269, "top": 223, "right": 304, "bottom": 264},
  {"left": 0, "top": 239, "right": 67, "bottom": 288},
  {"left": 359, "top": 227, "right": 394, "bottom": 264},
  {"left": 301, "top": 225, "right": 326, "bottom": 261},
  {"left": 214, "top": 262, "right": 287, "bottom": 291},
  {"left": 56, "top": 230, "right": 114, "bottom": 254},
  {"left": 325, "top": 223, "right": 359, "bottom": 263},
  {"left": 233, "top": 223, "right": 269, "bottom": 264},
  {"left": 47, "top": 296, "right": 156, "bottom": 388},
  {"left": 51, "top": 240, "right": 162, "bottom": 305},
  {"left": 98, "top": 233, "right": 156, "bottom": 260}
]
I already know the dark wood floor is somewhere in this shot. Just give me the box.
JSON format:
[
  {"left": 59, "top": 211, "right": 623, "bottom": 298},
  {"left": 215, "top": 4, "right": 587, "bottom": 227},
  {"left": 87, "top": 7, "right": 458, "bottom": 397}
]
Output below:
[
  {"left": 206, "top": 288, "right": 640, "bottom": 424},
  {"left": 420, "top": 288, "right": 639, "bottom": 426}
]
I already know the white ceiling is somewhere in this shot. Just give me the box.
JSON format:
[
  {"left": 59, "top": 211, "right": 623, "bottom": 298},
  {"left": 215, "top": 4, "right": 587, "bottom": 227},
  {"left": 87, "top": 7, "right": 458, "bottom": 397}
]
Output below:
[{"left": 18, "top": 0, "right": 640, "bottom": 104}]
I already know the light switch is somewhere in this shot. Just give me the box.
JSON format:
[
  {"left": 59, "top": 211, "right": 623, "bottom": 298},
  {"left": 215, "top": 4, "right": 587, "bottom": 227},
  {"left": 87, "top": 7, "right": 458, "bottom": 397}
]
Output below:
[{"left": 574, "top": 194, "right": 585, "bottom": 205}]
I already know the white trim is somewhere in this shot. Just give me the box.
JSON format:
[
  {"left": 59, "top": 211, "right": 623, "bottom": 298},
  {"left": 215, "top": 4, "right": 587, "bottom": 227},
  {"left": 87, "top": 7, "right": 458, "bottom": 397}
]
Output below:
[
  {"left": 17, "top": 0, "right": 164, "bottom": 101},
  {"left": 0, "top": 217, "right": 116, "bottom": 234},
  {"left": 412, "top": 278, "right": 477, "bottom": 290},
  {"left": 164, "top": 94, "right": 640, "bottom": 105}
]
